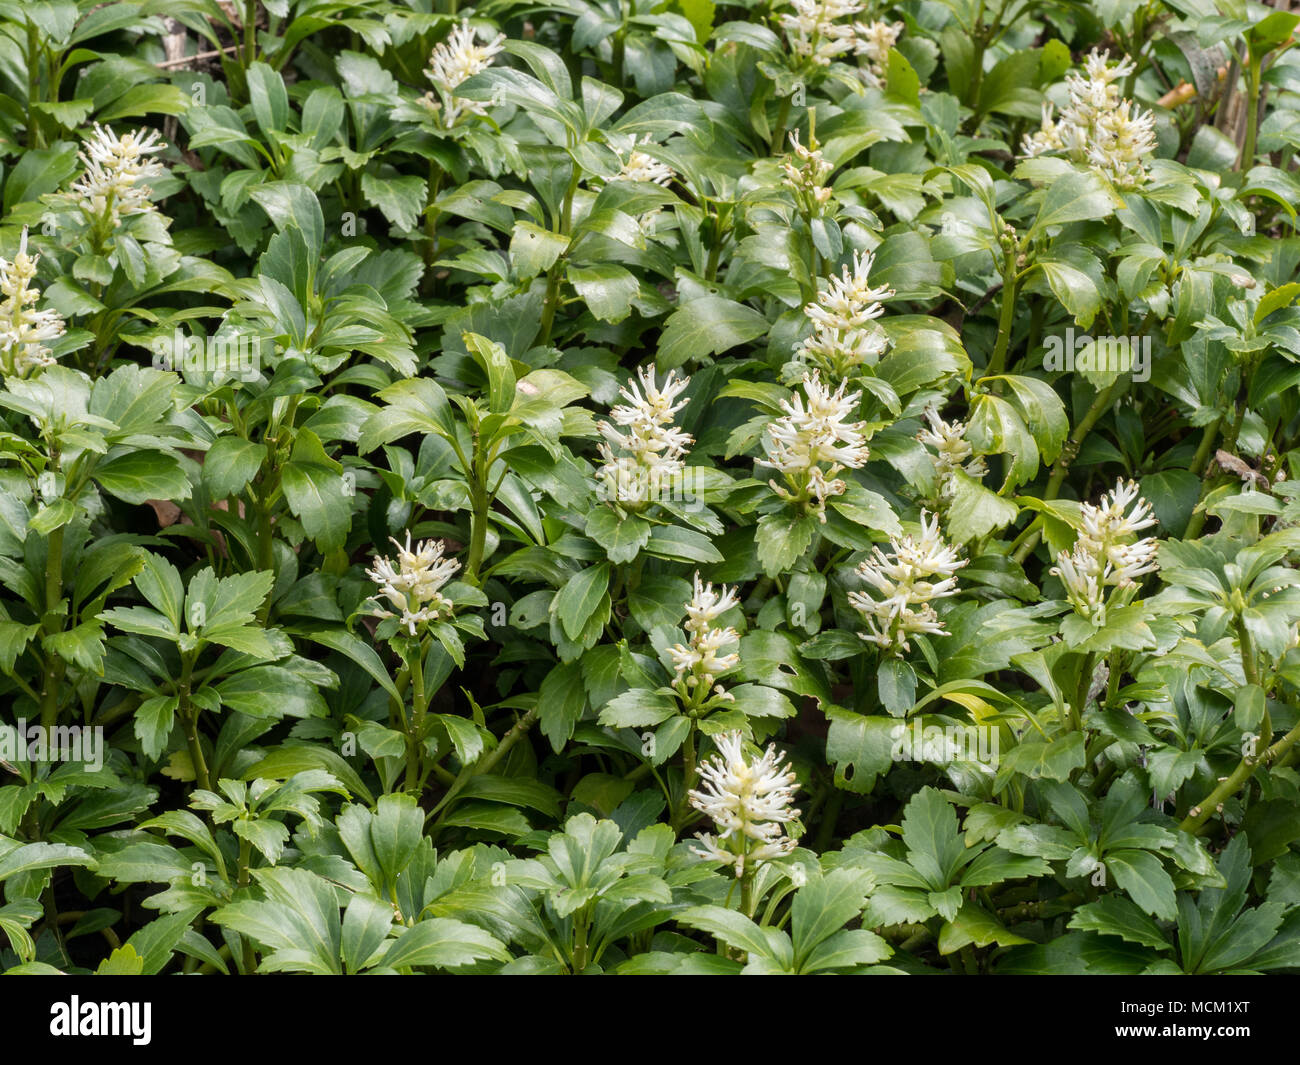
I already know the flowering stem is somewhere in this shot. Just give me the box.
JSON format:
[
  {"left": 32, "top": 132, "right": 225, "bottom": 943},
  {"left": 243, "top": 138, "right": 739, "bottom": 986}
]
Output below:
[
  {"left": 178, "top": 653, "right": 212, "bottom": 793},
  {"left": 465, "top": 467, "right": 490, "bottom": 586},
  {"left": 537, "top": 165, "right": 580, "bottom": 346},
  {"left": 404, "top": 639, "right": 429, "bottom": 794},
  {"left": 1240, "top": 57, "right": 1261, "bottom": 171},
  {"left": 39, "top": 523, "right": 65, "bottom": 731},
  {"left": 673, "top": 724, "right": 698, "bottom": 832},
  {"left": 769, "top": 93, "right": 792, "bottom": 156},
  {"left": 243, "top": 0, "right": 258, "bottom": 71},
  {"left": 984, "top": 257, "right": 1018, "bottom": 379}
]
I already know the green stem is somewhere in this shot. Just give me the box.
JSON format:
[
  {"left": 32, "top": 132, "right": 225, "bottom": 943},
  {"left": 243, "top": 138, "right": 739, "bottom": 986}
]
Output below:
[
  {"left": 243, "top": 0, "right": 257, "bottom": 71},
  {"left": 39, "top": 523, "right": 65, "bottom": 730},
  {"left": 1240, "top": 58, "right": 1261, "bottom": 171},
  {"left": 427, "top": 708, "right": 539, "bottom": 823},
  {"left": 537, "top": 166, "right": 580, "bottom": 346},
  {"left": 179, "top": 655, "right": 211, "bottom": 792},
  {"left": 572, "top": 907, "right": 590, "bottom": 972},
  {"left": 769, "top": 94, "right": 792, "bottom": 155},
  {"left": 405, "top": 640, "right": 429, "bottom": 794},
  {"left": 237, "top": 835, "right": 256, "bottom": 972},
  {"left": 985, "top": 258, "right": 1018, "bottom": 379},
  {"left": 1181, "top": 706, "right": 1277, "bottom": 835},
  {"left": 673, "top": 724, "right": 697, "bottom": 832}
]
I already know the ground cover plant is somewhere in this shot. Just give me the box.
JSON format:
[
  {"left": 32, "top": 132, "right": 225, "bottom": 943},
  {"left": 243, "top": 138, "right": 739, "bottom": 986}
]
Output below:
[{"left": 1, "top": 0, "right": 1300, "bottom": 978}]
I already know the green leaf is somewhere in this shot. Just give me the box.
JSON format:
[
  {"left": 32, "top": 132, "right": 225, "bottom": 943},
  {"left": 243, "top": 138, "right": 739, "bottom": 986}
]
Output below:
[
  {"left": 1030, "top": 170, "right": 1121, "bottom": 238},
  {"left": 598, "top": 688, "right": 678, "bottom": 727},
  {"left": 509, "top": 221, "right": 569, "bottom": 278},
  {"left": 246, "top": 62, "right": 289, "bottom": 136},
  {"left": 94, "top": 451, "right": 191, "bottom": 504},
  {"left": 538, "top": 661, "right": 587, "bottom": 752},
  {"left": 656, "top": 295, "right": 769, "bottom": 371},
  {"left": 567, "top": 264, "right": 639, "bottom": 323},
  {"left": 1106, "top": 849, "right": 1177, "bottom": 921},
  {"left": 203, "top": 437, "right": 264, "bottom": 498},
  {"left": 381, "top": 918, "right": 510, "bottom": 970},
  {"left": 213, "top": 665, "right": 328, "bottom": 718},
  {"left": 944, "top": 471, "right": 1019, "bottom": 543},
  {"left": 135, "top": 695, "right": 178, "bottom": 760},
  {"left": 554, "top": 563, "right": 611, "bottom": 641},
  {"left": 678, "top": 905, "right": 775, "bottom": 959},
  {"left": 585, "top": 508, "right": 651, "bottom": 564},
  {"left": 755, "top": 511, "right": 818, "bottom": 576},
  {"left": 0, "top": 842, "right": 96, "bottom": 882},
  {"left": 1069, "top": 895, "right": 1172, "bottom": 950}
]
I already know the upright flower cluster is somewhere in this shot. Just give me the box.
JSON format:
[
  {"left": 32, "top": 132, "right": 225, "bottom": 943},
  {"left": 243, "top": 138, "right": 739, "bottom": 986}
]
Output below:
[
  {"left": 669, "top": 574, "right": 741, "bottom": 701},
  {"left": 596, "top": 366, "right": 693, "bottom": 509},
  {"left": 0, "top": 229, "right": 66, "bottom": 379},
  {"left": 781, "top": 131, "right": 834, "bottom": 217},
  {"left": 366, "top": 534, "right": 461, "bottom": 635},
  {"left": 778, "top": 0, "right": 902, "bottom": 82},
  {"left": 611, "top": 134, "right": 675, "bottom": 187},
  {"left": 916, "top": 408, "right": 986, "bottom": 496},
  {"left": 689, "top": 732, "right": 801, "bottom": 876},
  {"left": 1050, "top": 479, "right": 1159, "bottom": 623},
  {"left": 1022, "top": 50, "right": 1157, "bottom": 188},
  {"left": 761, "top": 371, "right": 869, "bottom": 520},
  {"left": 795, "top": 250, "right": 893, "bottom": 377},
  {"left": 779, "top": 0, "right": 864, "bottom": 66},
  {"left": 425, "top": 20, "right": 507, "bottom": 126},
  {"left": 71, "top": 125, "right": 167, "bottom": 228},
  {"left": 854, "top": 20, "right": 903, "bottom": 87},
  {"left": 849, "top": 511, "right": 967, "bottom": 653}
]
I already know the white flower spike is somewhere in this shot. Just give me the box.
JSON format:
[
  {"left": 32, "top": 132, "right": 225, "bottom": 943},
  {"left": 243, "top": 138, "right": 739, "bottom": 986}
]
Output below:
[
  {"left": 760, "top": 370, "right": 869, "bottom": 518},
  {"left": 1022, "top": 49, "right": 1156, "bottom": 188},
  {"left": 597, "top": 365, "right": 693, "bottom": 508},
  {"left": 425, "top": 20, "right": 507, "bottom": 126},
  {"left": 689, "top": 732, "right": 801, "bottom": 876},
  {"left": 669, "top": 573, "right": 741, "bottom": 698},
  {"left": 72, "top": 124, "right": 167, "bottom": 228},
  {"left": 366, "top": 533, "right": 461, "bottom": 635},
  {"left": 849, "top": 511, "right": 967, "bottom": 653},
  {"left": 0, "top": 228, "right": 66, "bottom": 379}
]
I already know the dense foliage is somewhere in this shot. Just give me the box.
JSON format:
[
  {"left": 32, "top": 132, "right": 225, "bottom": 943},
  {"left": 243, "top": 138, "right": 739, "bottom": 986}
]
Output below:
[{"left": 2, "top": 0, "right": 1300, "bottom": 977}]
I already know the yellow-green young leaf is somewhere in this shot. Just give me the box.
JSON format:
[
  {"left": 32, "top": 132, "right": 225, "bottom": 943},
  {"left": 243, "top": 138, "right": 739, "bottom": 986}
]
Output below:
[
  {"left": 95, "top": 944, "right": 146, "bottom": 975},
  {"left": 1255, "top": 281, "right": 1300, "bottom": 324}
]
